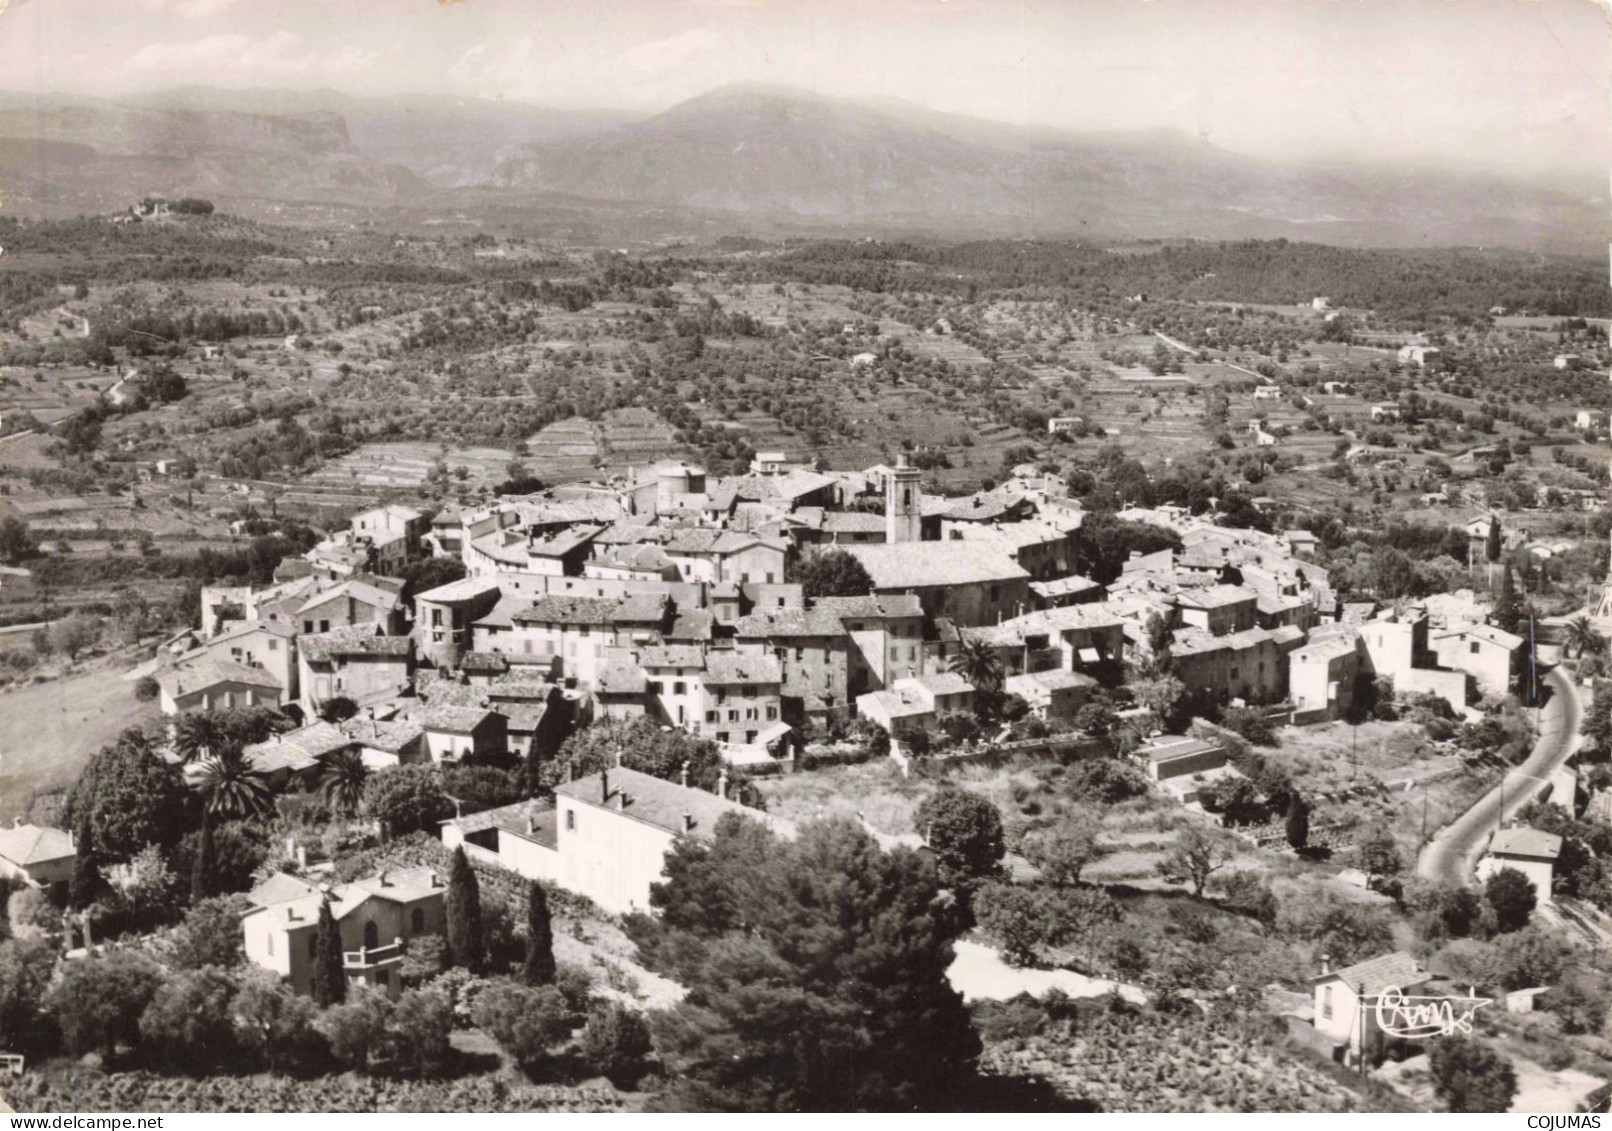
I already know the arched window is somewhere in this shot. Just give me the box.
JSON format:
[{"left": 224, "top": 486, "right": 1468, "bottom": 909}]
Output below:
[
  {"left": 410, "top": 908, "right": 425, "bottom": 935},
  {"left": 363, "top": 920, "right": 379, "bottom": 949}
]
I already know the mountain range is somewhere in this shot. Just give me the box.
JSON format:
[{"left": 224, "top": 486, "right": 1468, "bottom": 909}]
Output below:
[{"left": 0, "top": 83, "right": 1600, "bottom": 252}]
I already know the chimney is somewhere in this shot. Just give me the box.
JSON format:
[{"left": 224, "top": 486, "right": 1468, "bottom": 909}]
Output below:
[
  {"left": 1319, "top": 954, "right": 1331, "bottom": 976},
  {"left": 680, "top": 761, "right": 690, "bottom": 788},
  {"left": 683, "top": 813, "right": 694, "bottom": 833},
  {"left": 717, "top": 767, "right": 729, "bottom": 800},
  {"left": 601, "top": 768, "right": 610, "bottom": 801},
  {"left": 379, "top": 869, "right": 390, "bottom": 887},
  {"left": 430, "top": 871, "right": 441, "bottom": 888},
  {"left": 12, "top": 816, "right": 20, "bottom": 829}
]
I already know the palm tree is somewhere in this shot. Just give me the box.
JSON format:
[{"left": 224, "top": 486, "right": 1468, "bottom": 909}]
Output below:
[
  {"left": 172, "top": 712, "right": 224, "bottom": 764},
  {"left": 195, "top": 747, "right": 274, "bottom": 820},
  {"left": 949, "top": 636, "right": 1004, "bottom": 693},
  {"left": 320, "top": 749, "right": 369, "bottom": 816},
  {"left": 1567, "top": 615, "right": 1604, "bottom": 660}
]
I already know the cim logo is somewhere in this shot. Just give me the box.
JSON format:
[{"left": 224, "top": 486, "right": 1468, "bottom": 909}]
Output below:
[{"left": 1374, "top": 985, "right": 1492, "bottom": 1040}]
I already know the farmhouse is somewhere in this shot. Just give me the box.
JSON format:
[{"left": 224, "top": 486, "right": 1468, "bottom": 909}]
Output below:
[
  {"left": 156, "top": 656, "right": 283, "bottom": 716},
  {"left": 1307, "top": 952, "right": 1432, "bottom": 1067},
  {"left": 1431, "top": 622, "right": 1522, "bottom": 697},
  {"left": 442, "top": 767, "right": 792, "bottom": 916},
  {"left": 241, "top": 867, "right": 446, "bottom": 999}
]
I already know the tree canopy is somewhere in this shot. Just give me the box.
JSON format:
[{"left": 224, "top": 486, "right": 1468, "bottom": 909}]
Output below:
[
  {"left": 635, "top": 814, "right": 982, "bottom": 1111},
  {"left": 790, "top": 548, "right": 875, "bottom": 599}
]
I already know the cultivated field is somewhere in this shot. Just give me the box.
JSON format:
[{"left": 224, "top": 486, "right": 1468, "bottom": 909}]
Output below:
[{"left": 0, "top": 659, "right": 158, "bottom": 820}]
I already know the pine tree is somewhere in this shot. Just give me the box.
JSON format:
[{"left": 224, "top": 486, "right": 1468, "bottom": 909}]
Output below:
[
  {"left": 522, "top": 880, "right": 556, "bottom": 986},
  {"left": 1485, "top": 515, "right": 1502, "bottom": 563},
  {"left": 312, "top": 898, "right": 347, "bottom": 1007},
  {"left": 68, "top": 814, "right": 105, "bottom": 912},
  {"left": 1285, "top": 792, "right": 1310, "bottom": 851},
  {"left": 190, "top": 811, "right": 216, "bottom": 903},
  {"left": 445, "top": 846, "right": 486, "bottom": 974}
]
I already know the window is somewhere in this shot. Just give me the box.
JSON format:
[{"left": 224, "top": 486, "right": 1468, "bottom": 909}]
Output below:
[
  {"left": 674, "top": 681, "right": 686, "bottom": 694},
  {"left": 565, "top": 809, "right": 576, "bottom": 832},
  {"left": 267, "top": 638, "right": 278, "bottom": 652},
  {"left": 431, "top": 609, "right": 442, "bottom": 627},
  {"left": 320, "top": 620, "right": 330, "bottom": 633},
  {"left": 410, "top": 908, "right": 425, "bottom": 934},
  {"left": 1322, "top": 985, "right": 1333, "bottom": 1020},
  {"left": 728, "top": 709, "right": 739, "bottom": 722},
  {"left": 745, "top": 708, "right": 757, "bottom": 721},
  {"left": 706, "top": 710, "right": 718, "bottom": 723},
  {"left": 303, "top": 620, "right": 314, "bottom": 634},
  {"left": 268, "top": 934, "right": 274, "bottom": 956},
  {"left": 363, "top": 921, "right": 379, "bottom": 949},
  {"left": 766, "top": 705, "right": 778, "bottom": 721},
  {"left": 1471, "top": 641, "right": 1481, "bottom": 655},
  {"left": 795, "top": 647, "right": 805, "bottom": 662}
]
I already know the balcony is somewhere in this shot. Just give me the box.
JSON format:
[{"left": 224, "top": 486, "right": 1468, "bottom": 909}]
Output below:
[{"left": 344, "top": 938, "right": 405, "bottom": 972}]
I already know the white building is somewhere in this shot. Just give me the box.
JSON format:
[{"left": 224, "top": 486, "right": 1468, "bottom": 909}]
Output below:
[{"left": 442, "top": 767, "right": 793, "bottom": 916}]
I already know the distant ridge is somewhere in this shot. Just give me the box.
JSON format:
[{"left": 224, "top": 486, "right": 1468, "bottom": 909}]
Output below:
[{"left": 0, "top": 82, "right": 1598, "bottom": 252}]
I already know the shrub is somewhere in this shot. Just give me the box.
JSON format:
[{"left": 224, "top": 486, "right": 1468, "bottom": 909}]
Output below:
[
  {"left": 470, "top": 978, "right": 572, "bottom": 1073},
  {"left": 385, "top": 986, "right": 455, "bottom": 1078},
  {"left": 578, "top": 1000, "right": 653, "bottom": 1086},
  {"left": 139, "top": 966, "right": 241, "bottom": 1073},
  {"left": 321, "top": 988, "right": 392, "bottom": 1071},
  {"left": 554, "top": 963, "right": 596, "bottom": 1014}
]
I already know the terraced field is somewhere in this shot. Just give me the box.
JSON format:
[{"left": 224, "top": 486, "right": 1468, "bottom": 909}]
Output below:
[{"left": 526, "top": 417, "right": 601, "bottom": 482}]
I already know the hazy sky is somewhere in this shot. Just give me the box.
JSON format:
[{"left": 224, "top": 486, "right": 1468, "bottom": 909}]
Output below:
[{"left": 0, "top": 0, "right": 1606, "bottom": 177}]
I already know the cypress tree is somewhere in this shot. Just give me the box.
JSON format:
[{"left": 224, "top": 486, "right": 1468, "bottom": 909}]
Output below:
[
  {"left": 68, "top": 814, "right": 105, "bottom": 912},
  {"left": 1285, "top": 792, "right": 1310, "bottom": 852},
  {"left": 312, "top": 898, "right": 347, "bottom": 1006},
  {"left": 190, "top": 810, "right": 216, "bottom": 903},
  {"left": 445, "top": 846, "right": 486, "bottom": 974},
  {"left": 522, "top": 880, "right": 556, "bottom": 986},
  {"left": 1485, "top": 516, "right": 1502, "bottom": 563},
  {"left": 1494, "top": 562, "right": 1522, "bottom": 636}
]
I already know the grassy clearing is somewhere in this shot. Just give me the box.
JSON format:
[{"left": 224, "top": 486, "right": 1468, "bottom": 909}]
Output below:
[{"left": 0, "top": 658, "right": 157, "bottom": 821}]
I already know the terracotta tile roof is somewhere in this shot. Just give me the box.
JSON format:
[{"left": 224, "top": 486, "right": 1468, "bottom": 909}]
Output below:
[
  {"left": 0, "top": 822, "right": 74, "bottom": 866},
  {"left": 1489, "top": 827, "right": 1563, "bottom": 860},
  {"left": 841, "top": 542, "right": 1030, "bottom": 589},
  {"left": 1316, "top": 951, "right": 1430, "bottom": 997},
  {"left": 158, "top": 656, "right": 283, "bottom": 698},
  {"left": 415, "top": 576, "right": 502, "bottom": 603},
  {"left": 554, "top": 766, "right": 791, "bottom": 842},
  {"left": 300, "top": 623, "right": 412, "bottom": 663}
]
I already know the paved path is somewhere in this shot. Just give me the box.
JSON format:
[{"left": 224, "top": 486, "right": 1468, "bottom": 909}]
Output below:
[{"left": 1416, "top": 666, "right": 1582, "bottom": 887}]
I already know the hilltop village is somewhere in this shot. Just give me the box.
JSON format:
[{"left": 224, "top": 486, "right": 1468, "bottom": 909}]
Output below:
[
  {"left": 2, "top": 216, "right": 1612, "bottom": 1112},
  {"left": 5, "top": 439, "right": 1612, "bottom": 1112}
]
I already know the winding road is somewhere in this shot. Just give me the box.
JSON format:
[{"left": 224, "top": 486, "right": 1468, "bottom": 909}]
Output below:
[{"left": 1416, "top": 665, "right": 1582, "bottom": 887}]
